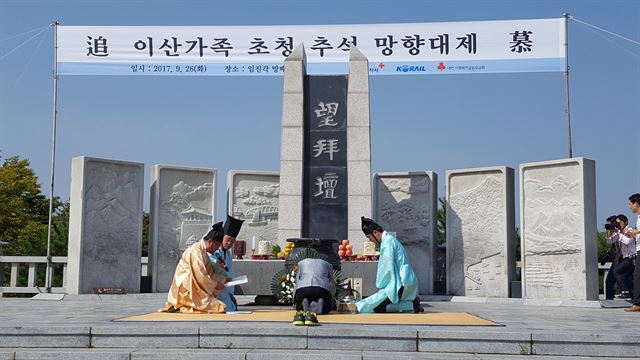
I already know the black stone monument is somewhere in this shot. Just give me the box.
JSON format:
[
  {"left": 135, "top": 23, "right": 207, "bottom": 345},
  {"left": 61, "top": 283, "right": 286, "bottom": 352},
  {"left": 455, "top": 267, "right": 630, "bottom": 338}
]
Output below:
[{"left": 302, "top": 75, "right": 348, "bottom": 241}]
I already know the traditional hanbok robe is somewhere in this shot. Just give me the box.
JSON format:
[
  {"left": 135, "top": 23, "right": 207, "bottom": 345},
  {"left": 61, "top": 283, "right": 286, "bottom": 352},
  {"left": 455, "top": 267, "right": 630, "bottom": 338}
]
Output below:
[
  {"left": 355, "top": 231, "right": 418, "bottom": 313},
  {"left": 160, "top": 240, "right": 227, "bottom": 313},
  {"left": 209, "top": 247, "right": 237, "bottom": 311}
]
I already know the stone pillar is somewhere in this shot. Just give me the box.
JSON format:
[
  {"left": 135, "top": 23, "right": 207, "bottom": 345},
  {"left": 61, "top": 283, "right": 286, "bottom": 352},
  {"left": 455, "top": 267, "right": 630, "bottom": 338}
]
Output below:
[
  {"left": 149, "top": 165, "right": 216, "bottom": 292},
  {"left": 228, "top": 170, "right": 280, "bottom": 248},
  {"left": 67, "top": 156, "right": 143, "bottom": 294},
  {"left": 277, "top": 44, "right": 306, "bottom": 243},
  {"left": 373, "top": 172, "right": 438, "bottom": 294},
  {"left": 346, "top": 47, "right": 372, "bottom": 252},
  {"left": 278, "top": 45, "right": 372, "bottom": 247},
  {"left": 446, "top": 166, "right": 515, "bottom": 297},
  {"left": 520, "top": 158, "right": 598, "bottom": 300}
]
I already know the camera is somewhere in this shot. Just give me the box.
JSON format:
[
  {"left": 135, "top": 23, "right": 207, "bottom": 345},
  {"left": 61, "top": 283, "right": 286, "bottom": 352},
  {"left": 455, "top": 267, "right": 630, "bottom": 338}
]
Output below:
[{"left": 604, "top": 223, "right": 620, "bottom": 231}]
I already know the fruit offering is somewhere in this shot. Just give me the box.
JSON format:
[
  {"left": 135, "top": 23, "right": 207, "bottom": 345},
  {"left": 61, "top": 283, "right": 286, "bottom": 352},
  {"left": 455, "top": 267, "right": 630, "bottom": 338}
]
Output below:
[
  {"left": 338, "top": 239, "right": 353, "bottom": 259},
  {"left": 284, "top": 241, "right": 295, "bottom": 257}
]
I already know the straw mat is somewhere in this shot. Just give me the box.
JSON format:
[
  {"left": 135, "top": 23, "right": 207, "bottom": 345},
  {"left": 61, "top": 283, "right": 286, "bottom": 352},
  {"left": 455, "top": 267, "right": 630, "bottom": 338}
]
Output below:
[{"left": 117, "top": 310, "right": 498, "bottom": 326}]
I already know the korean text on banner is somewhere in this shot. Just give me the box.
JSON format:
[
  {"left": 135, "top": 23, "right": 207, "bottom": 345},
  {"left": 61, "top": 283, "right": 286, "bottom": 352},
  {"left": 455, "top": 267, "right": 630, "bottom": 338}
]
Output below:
[{"left": 58, "top": 18, "right": 565, "bottom": 76}]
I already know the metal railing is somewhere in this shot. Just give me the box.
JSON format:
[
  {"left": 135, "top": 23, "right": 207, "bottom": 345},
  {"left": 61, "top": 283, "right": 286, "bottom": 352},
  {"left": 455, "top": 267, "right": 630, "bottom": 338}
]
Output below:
[{"left": 0, "top": 256, "right": 148, "bottom": 297}]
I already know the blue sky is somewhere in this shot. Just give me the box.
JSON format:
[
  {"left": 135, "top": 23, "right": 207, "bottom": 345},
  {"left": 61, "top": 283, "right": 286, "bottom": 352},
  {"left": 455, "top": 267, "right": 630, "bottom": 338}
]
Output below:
[{"left": 1, "top": 0, "right": 638, "bottom": 229}]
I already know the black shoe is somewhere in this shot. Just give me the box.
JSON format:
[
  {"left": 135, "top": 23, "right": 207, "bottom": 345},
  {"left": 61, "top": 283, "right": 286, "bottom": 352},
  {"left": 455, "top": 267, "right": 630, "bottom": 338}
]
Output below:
[
  {"left": 413, "top": 297, "right": 424, "bottom": 313},
  {"left": 293, "top": 310, "right": 305, "bottom": 326},
  {"left": 304, "top": 311, "right": 319, "bottom": 326},
  {"left": 616, "top": 291, "right": 632, "bottom": 300}
]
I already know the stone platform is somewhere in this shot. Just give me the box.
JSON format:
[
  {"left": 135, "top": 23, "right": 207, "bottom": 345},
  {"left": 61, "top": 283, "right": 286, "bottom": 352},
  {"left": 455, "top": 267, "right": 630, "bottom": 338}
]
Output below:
[{"left": 1, "top": 294, "right": 639, "bottom": 359}]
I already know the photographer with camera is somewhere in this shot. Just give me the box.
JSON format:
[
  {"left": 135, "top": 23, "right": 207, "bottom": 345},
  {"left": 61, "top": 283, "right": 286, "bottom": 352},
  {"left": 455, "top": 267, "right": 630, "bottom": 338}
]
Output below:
[
  {"left": 609, "top": 214, "right": 636, "bottom": 299},
  {"left": 603, "top": 216, "right": 622, "bottom": 299}
]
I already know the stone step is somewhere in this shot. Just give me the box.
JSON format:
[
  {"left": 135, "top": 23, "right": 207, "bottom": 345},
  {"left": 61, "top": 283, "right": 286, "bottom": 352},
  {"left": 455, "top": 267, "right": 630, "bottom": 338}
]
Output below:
[
  {"left": 1, "top": 326, "right": 638, "bottom": 358},
  {"left": 0, "top": 348, "right": 638, "bottom": 360}
]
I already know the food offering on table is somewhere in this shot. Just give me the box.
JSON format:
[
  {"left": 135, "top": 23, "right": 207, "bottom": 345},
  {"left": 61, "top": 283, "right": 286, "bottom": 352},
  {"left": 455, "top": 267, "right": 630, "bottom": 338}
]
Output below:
[
  {"left": 363, "top": 241, "right": 376, "bottom": 256},
  {"left": 251, "top": 240, "right": 272, "bottom": 260},
  {"left": 338, "top": 239, "right": 356, "bottom": 261},
  {"left": 283, "top": 241, "right": 295, "bottom": 259},
  {"left": 272, "top": 244, "right": 283, "bottom": 259},
  {"left": 361, "top": 241, "right": 380, "bottom": 260},
  {"left": 258, "top": 240, "right": 272, "bottom": 255}
]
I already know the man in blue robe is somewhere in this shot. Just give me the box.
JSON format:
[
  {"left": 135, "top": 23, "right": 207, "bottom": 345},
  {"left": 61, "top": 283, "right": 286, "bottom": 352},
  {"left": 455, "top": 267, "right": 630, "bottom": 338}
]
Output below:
[
  {"left": 208, "top": 215, "right": 244, "bottom": 311},
  {"left": 356, "top": 217, "right": 423, "bottom": 313}
]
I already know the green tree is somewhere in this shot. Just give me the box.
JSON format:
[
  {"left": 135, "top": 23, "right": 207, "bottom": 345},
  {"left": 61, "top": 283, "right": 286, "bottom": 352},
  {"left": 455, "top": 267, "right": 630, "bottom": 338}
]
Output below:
[
  {"left": 596, "top": 230, "right": 609, "bottom": 261},
  {"left": 142, "top": 212, "right": 149, "bottom": 257},
  {"left": 437, "top": 197, "right": 446, "bottom": 245},
  {"left": 0, "top": 154, "right": 63, "bottom": 256},
  {"left": 0, "top": 153, "right": 68, "bottom": 289}
]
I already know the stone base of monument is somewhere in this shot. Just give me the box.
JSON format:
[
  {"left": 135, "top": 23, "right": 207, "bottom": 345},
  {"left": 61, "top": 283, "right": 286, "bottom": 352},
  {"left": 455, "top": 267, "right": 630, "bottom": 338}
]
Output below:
[
  {"left": 510, "top": 280, "right": 522, "bottom": 298},
  {"left": 433, "top": 281, "right": 446, "bottom": 295},
  {"left": 140, "top": 276, "right": 152, "bottom": 293}
]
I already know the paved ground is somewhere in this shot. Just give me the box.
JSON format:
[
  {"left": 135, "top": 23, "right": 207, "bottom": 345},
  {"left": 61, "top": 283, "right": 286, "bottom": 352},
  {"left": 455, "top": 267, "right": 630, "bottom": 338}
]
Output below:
[
  {"left": 0, "top": 294, "right": 634, "bottom": 331},
  {"left": 1, "top": 294, "right": 639, "bottom": 359}
]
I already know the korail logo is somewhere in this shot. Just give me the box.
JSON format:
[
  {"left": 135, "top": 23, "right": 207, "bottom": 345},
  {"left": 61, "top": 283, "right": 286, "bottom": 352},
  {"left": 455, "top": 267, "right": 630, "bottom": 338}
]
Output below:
[{"left": 396, "top": 65, "right": 427, "bottom": 73}]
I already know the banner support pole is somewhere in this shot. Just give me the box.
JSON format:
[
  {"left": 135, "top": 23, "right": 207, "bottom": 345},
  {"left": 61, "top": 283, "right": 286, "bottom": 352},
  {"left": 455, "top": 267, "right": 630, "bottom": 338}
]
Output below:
[
  {"left": 563, "top": 13, "right": 573, "bottom": 158},
  {"left": 45, "top": 20, "right": 59, "bottom": 293}
]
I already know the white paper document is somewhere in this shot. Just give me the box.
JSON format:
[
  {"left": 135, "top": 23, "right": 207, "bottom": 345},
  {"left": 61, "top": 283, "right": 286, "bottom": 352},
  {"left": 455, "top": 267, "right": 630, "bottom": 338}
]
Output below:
[
  {"left": 226, "top": 310, "right": 253, "bottom": 315},
  {"left": 225, "top": 275, "right": 248, "bottom": 287}
]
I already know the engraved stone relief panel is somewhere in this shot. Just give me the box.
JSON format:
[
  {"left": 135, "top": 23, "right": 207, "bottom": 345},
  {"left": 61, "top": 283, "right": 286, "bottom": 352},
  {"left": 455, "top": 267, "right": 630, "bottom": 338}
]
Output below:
[
  {"left": 521, "top": 160, "right": 594, "bottom": 300},
  {"left": 446, "top": 167, "right": 513, "bottom": 298},
  {"left": 373, "top": 172, "right": 437, "bottom": 294},
  {"left": 151, "top": 166, "right": 215, "bottom": 292},
  {"left": 228, "top": 171, "right": 280, "bottom": 249},
  {"left": 68, "top": 157, "right": 143, "bottom": 294}
]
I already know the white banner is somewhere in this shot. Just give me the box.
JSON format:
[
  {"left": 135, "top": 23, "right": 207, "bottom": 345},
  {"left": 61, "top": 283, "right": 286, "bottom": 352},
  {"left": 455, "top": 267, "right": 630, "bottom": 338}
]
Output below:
[{"left": 57, "top": 18, "right": 565, "bottom": 76}]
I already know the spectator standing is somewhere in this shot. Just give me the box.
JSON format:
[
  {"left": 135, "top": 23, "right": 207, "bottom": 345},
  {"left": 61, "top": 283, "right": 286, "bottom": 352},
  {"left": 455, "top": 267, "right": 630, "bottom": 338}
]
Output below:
[
  {"left": 604, "top": 215, "right": 622, "bottom": 299},
  {"left": 624, "top": 194, "right": 640, "bottom": 312},
  {"left": 611, "top": 214, "right": 635, "bottom": 299}
]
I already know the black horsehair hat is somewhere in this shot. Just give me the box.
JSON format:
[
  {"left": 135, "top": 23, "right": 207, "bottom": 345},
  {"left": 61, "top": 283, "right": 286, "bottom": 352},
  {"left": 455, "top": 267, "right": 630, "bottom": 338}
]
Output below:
[
  {"left": 361, "top": 216, "right": 382, "bottom": 236},
  {"left": 223, "top": 215, "right": 244, "bottom": 238},
  {"left": 203, "top": 222, "right": 224, "bottom": 242}
]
